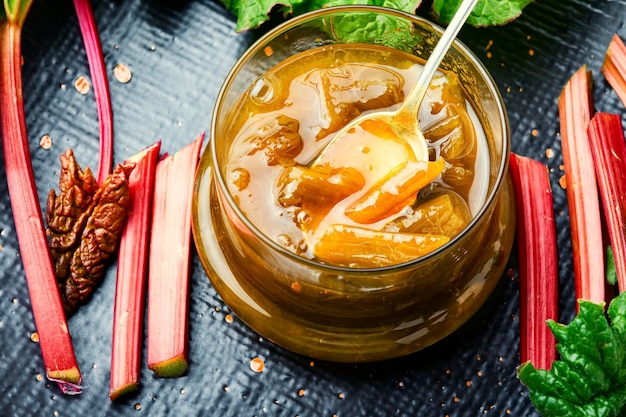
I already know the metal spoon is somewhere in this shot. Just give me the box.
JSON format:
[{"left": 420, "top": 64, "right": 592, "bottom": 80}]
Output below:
[{"left": 310, "top": 0, "right": 478, "bottom": 165}]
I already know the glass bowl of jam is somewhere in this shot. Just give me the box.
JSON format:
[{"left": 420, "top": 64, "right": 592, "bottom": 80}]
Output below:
[{"left": 192, "top": 5, "right": 515, "bottom": 362}]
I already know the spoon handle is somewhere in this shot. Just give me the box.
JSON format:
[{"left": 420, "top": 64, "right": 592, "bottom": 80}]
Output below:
[{"left": 405, "top": 0, "right": 479, "bottom": 108}]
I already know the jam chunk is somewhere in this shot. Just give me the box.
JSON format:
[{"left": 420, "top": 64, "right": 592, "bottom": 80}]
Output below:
[
  {"left": 243, "top": 114, "right": 302, "bottom": 166},
  {"left": 277, "top": 165, "right": 365, "bottom": 208},
  {"left": 312, "top": 64, "right": 405, "bottom": 139},
  {"left": 344, "top": 158, "right": 445, "bottom": 225},
  {"left": 313, "top": 224, "right": 450, "bottom": 268},
  {"left": 384, "top": 191, "right": 471, "bottom": 237},
  {"left": 423, "top": 74, "right": 476, "bottom": 161}
]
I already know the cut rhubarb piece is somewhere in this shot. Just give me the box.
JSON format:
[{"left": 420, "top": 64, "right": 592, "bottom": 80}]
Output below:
[
  {"left": 558, "top": 66, "right": 605, "bottom": 304},
  {"left": 509, "top": 153, "right": 558, "bottom": 370},
  {"left": 601, "top": 34, "right": 626, "bottom": 107},
  {"left": 73, "top": 0, "right": 114, "bottom": 185},
  {"left": 1, "top": 4, "right": 81, "bottom": 394},
  {"left": 313, "top": 224, "right": 449, "bottom": 268},
  {"left": 147, "top": 134, "right": 203, "bottom": 377},
  {"left": 110, "top": 141, "right": 160, "bottom": 400},
  {"left": 345, "top": 158, "right": 445, "bottom": 224},
  {"left": 587, "top": 113, "right": 626, "bottom": 293}
]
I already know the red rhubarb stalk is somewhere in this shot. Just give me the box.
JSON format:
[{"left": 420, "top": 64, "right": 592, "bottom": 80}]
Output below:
[
  {"left": 601, "top": 34, "right": 626, "bottom": 107},
  {"left": 0, "top": 1, "right": 81, "bottom": 393},
  {"left": 73, "top": 0, "right": 113, "bottom": 185},
  {"left": 558, "top": 66, "right": 605, "bottom": 304},
  {"left": 109, "top": 141, "right": 161, "bottom": 400},
  {"left": 147, "top": 133, "right": 204, "bottom": 377},
  {"left": 587, "top": 113, "right": 626, "bottom": 293},
  {"left": 509, "top": 153, "right": 558, "bottom": 370}
]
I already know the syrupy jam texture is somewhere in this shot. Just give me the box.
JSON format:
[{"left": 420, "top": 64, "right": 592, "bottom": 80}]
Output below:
[{"left": 224, "top": 44, "right": 488, "bottom": 267}]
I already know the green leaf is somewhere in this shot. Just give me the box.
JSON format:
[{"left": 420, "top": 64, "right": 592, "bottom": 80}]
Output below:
[
  {"left": 553, "top": 300, "right": 615, "bottom": 386},
  {"left": 431, "top": 0, "right": 533, "bottom": 27},
  {"left": 551, "top": 361, "right": 595, "bottom": 404},
  {"left": 518, "top": 362, "right": 585, "bottom": 417},
  {"left": 608, "top": 292, "right": 626, "bottom": 381},
  {"left": 221, "top": 0, "right": 531, "bottom": 31},
  {"left": 293, "top": 0, "right": 419, "bottom": 14},
  {"left": 606, "top": 246, "right": 617, "bottom": 286},
  {"left": 518, "top": 292, "right": 626, "bottom": 417},
  {"left": 320, "top": 10, "right": 423, "bottom": 51},
  {"left": 222, "top": 0, "right": 417, "bottom": 32}
]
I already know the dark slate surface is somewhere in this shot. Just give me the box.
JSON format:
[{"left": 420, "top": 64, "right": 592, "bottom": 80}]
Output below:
[{"left": 0, "top": 0, "right": 624, "bottom": 415}]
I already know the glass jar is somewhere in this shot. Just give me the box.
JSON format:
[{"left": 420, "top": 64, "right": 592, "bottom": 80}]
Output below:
[{"left": 192, "top": 5, "right": 515, "bottom": 362}]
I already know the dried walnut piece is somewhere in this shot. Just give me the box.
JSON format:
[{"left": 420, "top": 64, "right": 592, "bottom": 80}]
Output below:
[{"left": 46, "top": 149, "right": 133, "bottom": 314}]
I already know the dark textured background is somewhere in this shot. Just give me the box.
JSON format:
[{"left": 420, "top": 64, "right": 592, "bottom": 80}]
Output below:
[{"left": 1, "top": 0, "right": 624, "bottom": 416}]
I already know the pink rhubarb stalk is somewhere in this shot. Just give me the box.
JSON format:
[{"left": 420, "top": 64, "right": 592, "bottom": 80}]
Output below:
[
  {"left": 509, "top": 153, "right": 558, "bottom": 370},
  {"left": 558, "top": 66, "right": 605, "bottom": 304},
  {"left": 0, "top": 1, "right": 81, "bottom": 394},
  {"left": 602, "top": 34, "right": 626, "bottom": 107},
  {"left": 147, "top": 133, "right": 204, "bottom": 377},
  {"left": 110, "top": 141, "right": 161, "bottom": 400},
  {"left": 73, "top": 0, "right": 113, "bottom": 185},
  {"left": 587, "top": 113, "right": 626, "bottom": 293}
]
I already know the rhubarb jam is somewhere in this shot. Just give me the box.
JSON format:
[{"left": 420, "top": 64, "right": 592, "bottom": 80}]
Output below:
[{"left": 224, "top": 44, "right": 488, "bottom": 267}]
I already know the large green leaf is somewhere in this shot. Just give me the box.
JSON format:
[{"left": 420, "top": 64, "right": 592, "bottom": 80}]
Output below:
[
  {"left": 432, "top": 0, "right": 533, "bottom": 26},
  {"left": 518, "top": 291, "right": 626, "bottom": 417}
]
